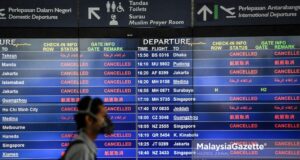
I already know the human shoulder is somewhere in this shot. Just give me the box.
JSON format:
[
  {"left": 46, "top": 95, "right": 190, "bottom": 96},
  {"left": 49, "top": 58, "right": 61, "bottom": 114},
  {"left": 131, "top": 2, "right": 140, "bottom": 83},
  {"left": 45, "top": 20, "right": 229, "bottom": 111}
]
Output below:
[
  {"left": 65, "top": 142, "right": 89, "bottom": 160},
  {"left": 68, "top": 142, "right": 89, "bottom": 153}
]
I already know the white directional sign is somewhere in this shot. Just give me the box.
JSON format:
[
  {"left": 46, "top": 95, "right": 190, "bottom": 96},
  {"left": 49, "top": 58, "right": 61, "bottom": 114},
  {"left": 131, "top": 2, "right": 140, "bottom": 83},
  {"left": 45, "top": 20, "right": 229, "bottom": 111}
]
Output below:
[
  {"left": 88, "top": 7, "right": 100, "bottom": 20},
  {"left": 197, "top": 5, "right": 212, "bottom": 21}
]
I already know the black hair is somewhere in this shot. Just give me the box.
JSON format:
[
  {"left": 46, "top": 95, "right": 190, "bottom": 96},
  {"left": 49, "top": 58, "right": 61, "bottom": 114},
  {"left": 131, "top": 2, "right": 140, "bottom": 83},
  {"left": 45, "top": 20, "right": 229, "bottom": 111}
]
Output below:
[{"left": 74, "top": 96, "right": 104, "bottom": 130}]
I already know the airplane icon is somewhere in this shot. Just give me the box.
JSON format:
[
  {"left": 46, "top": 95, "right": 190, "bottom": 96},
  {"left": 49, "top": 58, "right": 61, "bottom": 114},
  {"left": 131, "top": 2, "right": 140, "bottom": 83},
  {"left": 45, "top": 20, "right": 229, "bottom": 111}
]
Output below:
[
  {"left": 0, "top": 9, "right": 5, "bottom": 17},
  {"left": 220, "top": 6, "right": 236, "bottom": 18}
]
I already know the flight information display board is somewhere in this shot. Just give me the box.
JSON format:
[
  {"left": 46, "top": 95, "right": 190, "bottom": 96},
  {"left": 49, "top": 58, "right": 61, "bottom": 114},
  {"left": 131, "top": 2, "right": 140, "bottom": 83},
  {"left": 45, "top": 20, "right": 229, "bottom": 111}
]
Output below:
[{"left": 0, "top": 37, "right": 300, "bottom": 159}]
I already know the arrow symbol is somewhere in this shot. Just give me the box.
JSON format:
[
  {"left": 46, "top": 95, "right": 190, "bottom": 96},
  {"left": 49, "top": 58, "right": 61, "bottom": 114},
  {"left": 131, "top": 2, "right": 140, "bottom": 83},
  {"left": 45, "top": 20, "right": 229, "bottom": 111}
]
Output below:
[
  {"left": 88, "top": 7, "right": 100, "bottom": 20},
  {"left": 197, "top": 5, "right": 213, "bottom": 21}
]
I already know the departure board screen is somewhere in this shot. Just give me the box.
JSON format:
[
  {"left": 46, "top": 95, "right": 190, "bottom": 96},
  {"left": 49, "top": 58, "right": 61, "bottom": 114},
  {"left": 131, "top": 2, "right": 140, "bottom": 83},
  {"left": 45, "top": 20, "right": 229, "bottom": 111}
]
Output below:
[{"left": 0, "top": 37, "right": 300, "bottom": 159}]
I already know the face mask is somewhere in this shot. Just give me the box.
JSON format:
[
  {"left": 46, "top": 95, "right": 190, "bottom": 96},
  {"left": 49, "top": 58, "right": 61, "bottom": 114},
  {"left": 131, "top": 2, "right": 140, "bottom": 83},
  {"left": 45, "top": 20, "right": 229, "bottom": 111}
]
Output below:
[
  {"left": 77, "top": 99, "right": 114, "bottom": 134},
  {"left": 99, "top": 115, "right": 114, "bottom": 135}
]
